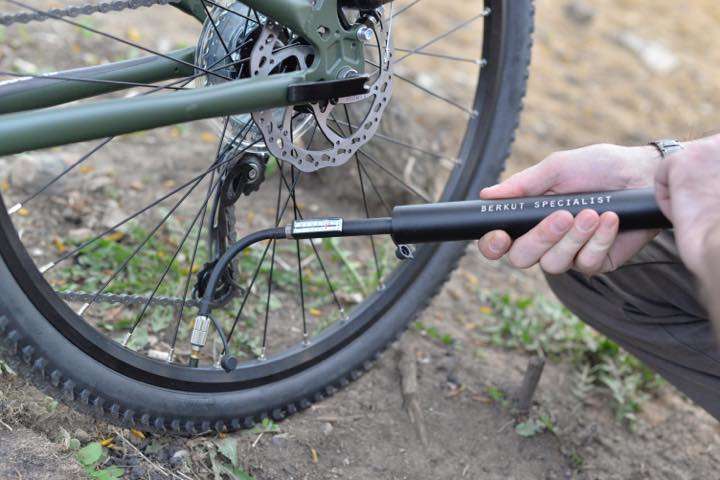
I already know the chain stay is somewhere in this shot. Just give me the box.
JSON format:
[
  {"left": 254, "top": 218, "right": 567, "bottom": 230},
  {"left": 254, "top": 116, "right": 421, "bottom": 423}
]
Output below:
[{"left": 0, "top": 0, "right": 180, "bottom": 27}]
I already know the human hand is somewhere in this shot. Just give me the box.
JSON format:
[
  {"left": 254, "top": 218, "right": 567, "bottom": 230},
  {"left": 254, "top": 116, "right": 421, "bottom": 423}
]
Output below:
[
  {"left": 477, "top": 143, "right": 661, "bottom": 274},
  {"left": 655, "top": 135, "right": 720, "bottom": 276}
]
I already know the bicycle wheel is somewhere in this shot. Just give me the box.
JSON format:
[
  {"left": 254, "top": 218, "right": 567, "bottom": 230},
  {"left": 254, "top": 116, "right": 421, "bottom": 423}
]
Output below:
[{"left": 0, "top": 0, "right": 534, "bottom": 432}]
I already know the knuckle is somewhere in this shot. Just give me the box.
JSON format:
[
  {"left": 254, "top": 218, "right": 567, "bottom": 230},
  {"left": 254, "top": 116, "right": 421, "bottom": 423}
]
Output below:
[
  {"left": 575, "top": 256, "right": 600, "bottom": 275},
  {"left": 540, "top": 256, "right": 567, "bottom": 275},
  {"left": 508, "top": 251, "right": 532, "bottom": 269}
]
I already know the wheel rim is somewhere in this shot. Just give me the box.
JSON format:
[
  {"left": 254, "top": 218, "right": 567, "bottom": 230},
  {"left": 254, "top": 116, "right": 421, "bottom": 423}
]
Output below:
[{"left": 0, "top": 0, "right": 506, "bottom": 390}]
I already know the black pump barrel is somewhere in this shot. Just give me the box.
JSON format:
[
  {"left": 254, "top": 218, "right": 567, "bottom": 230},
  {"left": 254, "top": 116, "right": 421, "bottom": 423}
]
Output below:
[{"left": 390, "top": 188, "right": 670, "bottom": 244}]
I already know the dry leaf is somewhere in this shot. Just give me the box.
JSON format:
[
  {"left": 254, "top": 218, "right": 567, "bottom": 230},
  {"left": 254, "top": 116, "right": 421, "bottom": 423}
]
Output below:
[
  {"left": 479, "top": 305, "right": 493, "bottom": 315},
  {"left": 462, "top": 271, "right": 479, "bottom": 286},
  {"left": 17, "top": 208, "right": 30, "bottom": 217},
  {"left": 78, "top": 165, "right": 95, "bottom": 174},
  {"left": 127, "top": 27, "right": 142, "bottom": 43},
  {"left": 52, "top": 237, "right": 66, "bottom": 253},
  {"left": 107, "top": 231, "right": 125, "bottom": 242},
  {"left": 130, "top": 428, "right": 145, "bottom": 440},
  {"left": 310, "top": 447, "right": 319, "bottom": 464},
  {"left": 100, "top": 437, "right": 114, "bottom": 447},
  {"left": 309, "top": 308, "right": 322, "bottom": 317},
  {"left": 200, "top": 132, "right": 217, "bottom": 143}
]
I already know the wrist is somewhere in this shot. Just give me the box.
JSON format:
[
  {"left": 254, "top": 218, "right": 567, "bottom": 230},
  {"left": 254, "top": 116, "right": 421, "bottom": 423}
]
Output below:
[{"left": 623, "top": 145, "right": 662, "bottom": 188}]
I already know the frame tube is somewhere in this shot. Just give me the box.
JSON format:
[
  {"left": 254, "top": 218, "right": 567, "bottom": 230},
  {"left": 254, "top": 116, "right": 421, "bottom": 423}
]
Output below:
[
  {"left": 0, "top": 48, "right": 196, "bottom": 115},
  {"left": 0, "top": 72, "right": 301, "bottom": 157}
]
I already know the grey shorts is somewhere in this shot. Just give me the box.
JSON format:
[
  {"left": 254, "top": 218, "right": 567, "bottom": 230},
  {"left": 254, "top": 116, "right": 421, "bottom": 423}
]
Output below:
[{"left": 545, "top": 231, "right": 720, "bottom": 420}]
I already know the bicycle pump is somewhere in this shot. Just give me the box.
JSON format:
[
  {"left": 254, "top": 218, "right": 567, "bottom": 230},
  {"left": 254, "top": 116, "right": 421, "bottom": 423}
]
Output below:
[{"left": 192, "top": 187, "right": 670, "bottom": 370}]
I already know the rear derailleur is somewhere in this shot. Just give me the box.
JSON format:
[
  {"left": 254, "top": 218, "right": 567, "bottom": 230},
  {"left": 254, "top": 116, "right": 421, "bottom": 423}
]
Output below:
[{"left": 192, "top": 151, "right": 266, "bottom": 309}]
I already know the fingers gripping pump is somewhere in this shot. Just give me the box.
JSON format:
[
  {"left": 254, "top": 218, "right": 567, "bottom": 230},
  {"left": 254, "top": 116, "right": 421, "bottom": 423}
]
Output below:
[{"left": 193, "top": 188, "right": 670, "bottom": 370}]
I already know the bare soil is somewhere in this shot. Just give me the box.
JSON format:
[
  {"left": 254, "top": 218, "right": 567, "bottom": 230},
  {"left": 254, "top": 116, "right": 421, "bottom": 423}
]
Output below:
[{"left": 2, "top": 1, "right": 720, "bottom": 479}]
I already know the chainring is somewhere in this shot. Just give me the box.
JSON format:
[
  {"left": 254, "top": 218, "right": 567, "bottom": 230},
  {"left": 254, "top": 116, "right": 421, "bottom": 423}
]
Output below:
[{"left": 250, "top": 17, "right": 394, "bottom": 173}]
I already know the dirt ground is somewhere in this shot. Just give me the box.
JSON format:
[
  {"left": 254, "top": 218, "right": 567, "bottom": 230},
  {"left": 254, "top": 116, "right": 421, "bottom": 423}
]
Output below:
[{"left": 2, "top": 1, "right": 720, "bottom": 479}]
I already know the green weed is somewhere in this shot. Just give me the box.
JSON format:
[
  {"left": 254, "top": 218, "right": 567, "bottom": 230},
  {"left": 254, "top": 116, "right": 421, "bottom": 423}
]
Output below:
[
  {"left": 76, "top": 442, "right": 124, "bottom": 479},
  {"left": 413, "top": 321, "right": 454, "bottom": 346},
  {"left": 480, "top": 292, "right": 662, "bottom": 425}
]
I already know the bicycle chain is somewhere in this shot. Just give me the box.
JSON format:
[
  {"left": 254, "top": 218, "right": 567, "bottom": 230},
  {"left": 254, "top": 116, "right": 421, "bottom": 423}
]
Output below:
[
  {"left": 0, "top": 0, "right": 180, "bottom": 27},
  {"left": 55, "top": 290, "right": 204, "bottom": 308}
]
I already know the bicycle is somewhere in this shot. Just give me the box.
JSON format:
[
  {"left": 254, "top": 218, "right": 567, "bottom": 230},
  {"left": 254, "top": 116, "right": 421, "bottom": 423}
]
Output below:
[{"left": 0, "top": 0, "right": 535, "bottom": 433}]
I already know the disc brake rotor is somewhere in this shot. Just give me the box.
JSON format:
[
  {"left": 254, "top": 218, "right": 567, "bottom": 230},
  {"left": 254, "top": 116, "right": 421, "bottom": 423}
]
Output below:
[{"left": 251, "top": 16, "right": 394, "bottom": 173}]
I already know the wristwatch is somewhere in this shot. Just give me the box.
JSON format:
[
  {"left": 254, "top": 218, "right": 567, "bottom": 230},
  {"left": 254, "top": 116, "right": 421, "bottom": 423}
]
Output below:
[{"left": 650, "top": 139, "right": 684, "bottom": 158}]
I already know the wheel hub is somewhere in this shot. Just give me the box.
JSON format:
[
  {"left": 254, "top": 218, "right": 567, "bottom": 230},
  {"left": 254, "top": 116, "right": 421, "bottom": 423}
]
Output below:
[
  {"left": 195, "top": 3, "right": 394, "bottom": 172},
  {"left": 251, "top": 14, "right": 393, "bottom": 173}
]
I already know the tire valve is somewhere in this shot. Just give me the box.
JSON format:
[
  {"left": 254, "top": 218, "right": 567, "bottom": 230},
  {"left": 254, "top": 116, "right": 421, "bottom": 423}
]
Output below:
[{"left": 189, "top": 315, "right": 211, "bottom": 368}]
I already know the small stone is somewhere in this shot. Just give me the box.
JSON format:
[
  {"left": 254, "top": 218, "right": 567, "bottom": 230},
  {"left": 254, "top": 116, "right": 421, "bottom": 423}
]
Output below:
[
  {"left": 9, "top": 153, "right": 68, "bottom": 195},
  {"left": 564, "top": 1, "right": 595, "bottom": 25},
  {"left": 271, "top": 434, "right": 287, "bottom": 447},
  {"left": 86, "top": 175, "right": 113, "bottom": 192},
  {"left": 129, "top": 465, "right": 146, "bottom": 480},
  {"left": 101, "top": 200, "right": 129, "bottom": 230},
  {"left": 170, "top": 449, "right": 189, "bottom": 467},
  {"left": 68, "top": 228, "right": 93, "bottom": 242},
  {"left": 617, "top": 32, "right": 679, "bottom": 74},
  {"left": 72, "top": 429, "right": 90, "bottom": 443},
  {"left": 321, "top": 422, "right": 333, "bottom": 436}
]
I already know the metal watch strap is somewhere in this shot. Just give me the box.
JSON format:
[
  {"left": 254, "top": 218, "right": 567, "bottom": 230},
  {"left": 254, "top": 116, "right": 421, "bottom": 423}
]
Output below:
[{"left": 650, "top": 139, "right": 684, "bottom": 158}]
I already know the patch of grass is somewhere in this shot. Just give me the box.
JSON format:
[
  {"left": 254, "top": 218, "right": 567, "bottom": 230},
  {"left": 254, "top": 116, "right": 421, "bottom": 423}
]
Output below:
[
  {"left": 479, "top": 292, "right": 662, "bottom": 425},
  {"left": 413, "top": 321, "right": 455, "bottom": 346}
]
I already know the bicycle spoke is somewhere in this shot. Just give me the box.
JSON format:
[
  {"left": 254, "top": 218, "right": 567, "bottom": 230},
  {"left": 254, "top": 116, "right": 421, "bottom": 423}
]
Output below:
[
  {"left": 368, "top": 57, "right": 477, "bottom": 117},
  {"left": 8, "top": 0, "right": 232, "bottom": 82},
  {"left": 332, "top": 118, "right": 459, "bottom": 166},
  {"left": 168, "top": 116, "right": 230, "bottom": 362},
  {"left": 391, "top": 0, "right": 421, "bottom": 19},
  {"left": 77, "top": 168, "right": 208, "bottom": 317},
  {"left": 358, "top": 148, "right": 432, "bottom": 202},
  {"left": 40, "top": 135, "right": 261, "bottom": 274},
  {"left": 287, "top": 116, "right": 308, "bottom": 342},
  {"left": 78, "top": 123, "right": 261, "bottom": 318},
  {"left": 6, "top": 75, "right": 199, "bottom": 216},
  {"left": 276, "top": 169, "right": 345, "bottom": 319},
  {"left": 394, "top": 9, "right": 490, "bottom": 64},
  {"left": 200, "top": 0, "right": 231, "bottom": 56},
  {"left": 393, "top": 48, "right": 486, "bottom": 66},
  {"left": 201, "top": 0, "right": 260, "bottom": 25},
  {"left": 259, "top": 158, "right": 286, "bottom": 359},
  {"left": 8, "top": 34, "right": 260, "bottom": 216},
  {"left": 226, "top": 169, "right": 302, "bottom": 348},
  {"left": 344, "top": 106, "right": 382, "bottom": 284},
  {"left": 357, "top": 159, "right": 392, "bottom": 216},
  {"left": 125, "top": 173, "right": 221, "bottom": 346},
  {"left": 392, "top": 70, "right": 477, "bottom": 117},
  {"left": 288, "top": 167, "right": 308, "bottom": 343}
]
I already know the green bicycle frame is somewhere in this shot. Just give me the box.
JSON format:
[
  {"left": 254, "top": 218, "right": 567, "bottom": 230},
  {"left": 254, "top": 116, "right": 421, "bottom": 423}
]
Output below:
[{"left": 0, "top": 0, "right": 373, "bottom": 157}]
